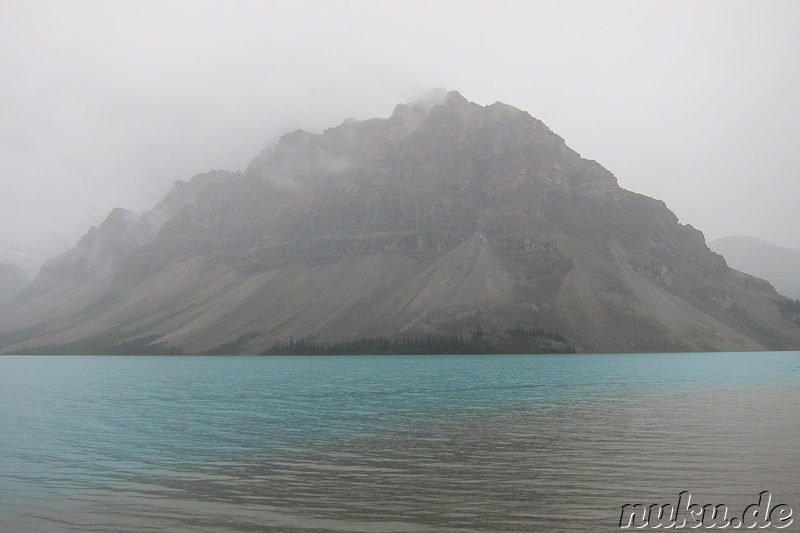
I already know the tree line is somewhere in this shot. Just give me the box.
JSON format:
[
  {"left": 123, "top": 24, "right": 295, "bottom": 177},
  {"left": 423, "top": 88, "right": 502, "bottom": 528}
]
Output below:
[{"left": 261, "top": 327, "right": 574, "bottom": 355}]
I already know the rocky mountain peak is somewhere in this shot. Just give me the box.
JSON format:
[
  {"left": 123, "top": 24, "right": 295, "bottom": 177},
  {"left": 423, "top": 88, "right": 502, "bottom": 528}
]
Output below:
[{"left": 1, "top": 91, "right": 798, "bottom": 354}]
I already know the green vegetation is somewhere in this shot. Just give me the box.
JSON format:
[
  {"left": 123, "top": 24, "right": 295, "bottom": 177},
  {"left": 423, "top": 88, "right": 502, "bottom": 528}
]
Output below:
[
  {"left": 261, "top": 327, "right": 573, "bottom": 355},
  {"left": 776, "top": 296, "right": 800, "bottom": 317},
  {"left": 9, "top": 327, "right": 572, "bottom": 355}
]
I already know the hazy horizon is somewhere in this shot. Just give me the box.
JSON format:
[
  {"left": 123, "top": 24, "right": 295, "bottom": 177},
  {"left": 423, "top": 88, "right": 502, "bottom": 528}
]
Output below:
[{"left": 2, "top": 0, "right": 799, "bottom": 266}]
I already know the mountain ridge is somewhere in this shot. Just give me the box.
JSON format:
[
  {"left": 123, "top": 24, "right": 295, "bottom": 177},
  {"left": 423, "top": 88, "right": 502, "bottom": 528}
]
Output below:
[
  {"left": 709, "top": 236, "right": 800, "bottom": 300},
  {"left": 2, "top": 91, "right": 798, "bottom": 354}
]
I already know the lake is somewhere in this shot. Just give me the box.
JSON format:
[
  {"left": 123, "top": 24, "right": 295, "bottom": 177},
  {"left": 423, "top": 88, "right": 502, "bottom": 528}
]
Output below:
[{"left": 1, "top": 352, "right": 799, "bottom": 532}]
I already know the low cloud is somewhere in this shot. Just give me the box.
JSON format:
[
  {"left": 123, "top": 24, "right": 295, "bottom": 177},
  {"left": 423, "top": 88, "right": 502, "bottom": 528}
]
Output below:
[{"left": 1, "top": 0, "right": 798, "bottom": 267}]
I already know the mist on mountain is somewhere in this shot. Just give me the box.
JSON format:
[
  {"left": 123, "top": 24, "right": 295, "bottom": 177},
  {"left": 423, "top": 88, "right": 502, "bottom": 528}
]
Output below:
[
  {"left": 1, "top": 92, "right": 797, "bottom": 355},
  {"left": 709, "top": 236, "right": 800, "bottom": 300}
]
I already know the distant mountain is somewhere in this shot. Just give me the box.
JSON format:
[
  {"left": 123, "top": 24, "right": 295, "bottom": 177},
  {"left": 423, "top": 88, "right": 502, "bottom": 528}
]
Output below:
[
  {"left": 1, "top": 91, "right": 798, "bottom": 354},
  {"left": 709, "top": 236, "right": 800, "bottom": 300},
  {"left": 0, "top": 245, "right": 45, "bottom": 278},
  {"left": 0, "top": 264, "right": 29, "bottom": 310}
]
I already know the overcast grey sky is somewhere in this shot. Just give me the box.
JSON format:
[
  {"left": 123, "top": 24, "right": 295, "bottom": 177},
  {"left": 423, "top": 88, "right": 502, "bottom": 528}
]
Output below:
[{"left": 2, "top": 0, "right": 799, "bottom": 261}]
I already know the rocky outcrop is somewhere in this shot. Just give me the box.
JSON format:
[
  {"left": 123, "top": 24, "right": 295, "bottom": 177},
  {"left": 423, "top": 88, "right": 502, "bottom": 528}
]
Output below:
[
  {"left": 1, "top": 91, "right": 798, "bottom": 354},
  {"left": 709, "top": 236, "right": 800, "bottom": 300}
]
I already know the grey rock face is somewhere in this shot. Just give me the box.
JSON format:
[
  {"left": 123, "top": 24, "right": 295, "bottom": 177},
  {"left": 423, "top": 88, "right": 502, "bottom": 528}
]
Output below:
[
  {"left": 1, "top": 92, "right": 798, "bottom": 353},
  {"left": 709, "top": 236, "right": 800, "bottom": 300}
]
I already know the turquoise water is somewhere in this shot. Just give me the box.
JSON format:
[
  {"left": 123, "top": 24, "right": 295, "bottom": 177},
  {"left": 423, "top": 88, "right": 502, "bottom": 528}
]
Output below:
[{"left": 1, "top": 352, "right": 799, "bottom": 531}]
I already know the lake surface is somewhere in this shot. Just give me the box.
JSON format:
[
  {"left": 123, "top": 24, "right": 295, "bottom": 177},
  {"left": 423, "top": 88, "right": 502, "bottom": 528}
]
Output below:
[{"left": 1, "top": 352, "right": 799, "bottom": 532}]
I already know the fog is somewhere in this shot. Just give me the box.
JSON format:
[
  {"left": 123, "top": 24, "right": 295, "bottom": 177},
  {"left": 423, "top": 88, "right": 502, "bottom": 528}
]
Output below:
[{"left": 2, "top": 0, "right": 799, "bottom": 271}]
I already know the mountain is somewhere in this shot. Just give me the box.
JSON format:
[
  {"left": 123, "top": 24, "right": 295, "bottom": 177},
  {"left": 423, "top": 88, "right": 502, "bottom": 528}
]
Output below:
[
  {"left": 0, "top": 264, "right": 29, "bottom": 310},
  {"left": 1, "top": 91, "right": 798, "bottom": 354},
  {"left": 0, "top": 244, "right": 46, "bottom": 279},
  {"left": 709, "top": 236, "right": 800, "bottom": 300}
]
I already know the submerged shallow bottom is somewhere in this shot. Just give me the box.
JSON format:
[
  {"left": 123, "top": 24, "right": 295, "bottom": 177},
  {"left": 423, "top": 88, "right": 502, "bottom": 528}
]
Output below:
[{"left": 1, "top": 353, "right": 799, "bottom": 532}]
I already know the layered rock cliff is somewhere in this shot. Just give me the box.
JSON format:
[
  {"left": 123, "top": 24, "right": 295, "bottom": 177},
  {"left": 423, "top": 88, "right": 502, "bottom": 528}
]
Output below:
[{"left": 2, "top": 91, "right": 798, "bottom": 353}]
